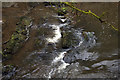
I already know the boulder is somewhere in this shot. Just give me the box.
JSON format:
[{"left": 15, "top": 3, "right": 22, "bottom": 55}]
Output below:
[{"left": 61, "top": 31, "right": 79, "bottom": 49}]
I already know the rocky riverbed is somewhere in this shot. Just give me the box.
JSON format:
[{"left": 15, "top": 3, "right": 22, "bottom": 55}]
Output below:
[{"left": 2, "top": 2, "right": 119, "bottom": 79}]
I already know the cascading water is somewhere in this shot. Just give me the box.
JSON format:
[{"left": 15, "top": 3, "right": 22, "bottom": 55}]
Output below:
[
  {"left": 3, "top": 13, "right": 118, "bottom": 79},
  {"left": 46, "top": 24, "right": 61, "bottom": 43},
  {"left": 45, "top": 15, "right": 97, "bottom": 79},
  {"left": 7, "top": 14, "right": 98, "bottom": 79},
  {"left": 47, "top": 51, "right": 70, "bottom": 79},
  {"left": 45, "top": 17, "right": 71, "bottom": 78}
]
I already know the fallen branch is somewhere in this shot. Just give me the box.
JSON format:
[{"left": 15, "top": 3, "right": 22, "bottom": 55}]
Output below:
[{"left": 63, "top": 2, "right": 119, "bottom": 31}]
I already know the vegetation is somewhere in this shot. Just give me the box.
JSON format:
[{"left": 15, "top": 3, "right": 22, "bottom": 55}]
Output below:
[
  {"left": 62, "top": 31, "right": 79, "bottom": 49},
  {"left": 63, "top": 2, "right": 118, "bottom": 31},
  {"left": 48, "top": 2, "right": 119, "bottom": 31},
  {"left": 2, "top": 17, "right": 32, "bottom": 60}
]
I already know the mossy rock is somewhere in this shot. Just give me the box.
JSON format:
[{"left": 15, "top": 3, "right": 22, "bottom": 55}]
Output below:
[
  {"left": 34, "top": 39, "right": 41, "bottom": 47},
  {"left": 58, "top": 9, "right": 67, "bottom": 16},
  {"left": 34, "top": 38, "right": 45, "bottom": 49},
  {"left": 61, "top": 31, "right": 79, "bottom": 49},
  {"left": 3, "top": 16, "right": 32, "bottom": 59},
  {"left": 3, "top": 34, "right": 25, "bottom": 53},
  {"left": 20, "top": 16, "right": 31, "bottom": 26}
]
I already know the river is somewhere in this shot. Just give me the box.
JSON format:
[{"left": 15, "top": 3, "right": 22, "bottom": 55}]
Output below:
[{"left": 2, "top": 2, "right": 119, "bottom": 79}]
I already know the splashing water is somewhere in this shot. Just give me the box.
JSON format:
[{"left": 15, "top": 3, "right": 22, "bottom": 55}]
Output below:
[
  {"left": 46, "top": 22, "right": 68, "bottom": 44},
  {"left": 52, "top": 51, "right": 66, "bottom": 64},
  {"left": 46, "top": 24, "right": 61, "bottom": 43},
  {"left": 48, "top": 51, "right": 70, "bottom": 79},
  {"left": 57, "top": 59, "right": 70, "bottom": 73}
]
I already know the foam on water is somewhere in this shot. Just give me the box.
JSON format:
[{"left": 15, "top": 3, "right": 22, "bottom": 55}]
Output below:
[
  {"left": 25, "top": 22, "right": 32, "bottom": 41},
  {"left": 46, "top": 24, "right": 61, "bottom": 43},
  {"left": 52, "top": 51, "right": 70, "bottom": 72},
  {"left": 48, "top": 51, "right": 70, "bottom": 79},
  {"left": 46, "top": 23, "right": 68, "bottom": 43},
  {"left": 52, "top": 51, "right": 66, "bottom": 63},
  {"left": 46, "top": 15, "right": 97, "bottom": 79},
  {"left": 60, "top": 18, "right": 67, "bottom": 23},
  {"left": 0, "top": 20, "right": 2, "bottom": 23},
  {"left": 57, "top": 59, "right": 70, "bottom": 73},
  {"left": 48, "top": 68, "right": 56, "bottom": 79}
]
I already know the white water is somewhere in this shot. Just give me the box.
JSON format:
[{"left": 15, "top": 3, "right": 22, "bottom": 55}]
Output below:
[
  {"left": 60, "top": 18, "right": 67, "bottom": 23},
  {"left": 0, "top": 20, "right": 2, "bottom": 23},
  {"left": 48, "top": 51, "right": 70, "bottom": 79},
  {"left": 57, "top": 59, "right": 70, "bottom": 73},
  {"left": 45, "top": 15, "right": 70, "bottom": 78},
  {"left": 48, "top": 68, "right": 56, "bottom": 79},
  {"left": 52, "top": 51, "right": 70, "bottom": 72},
  {"left": 46, "top": 24, "right": 61, "bottom": 43},
  {"left": 25, "top": 22, "right": 32, "bottom": 41},
  {"left": 52, "top": 51, "right": 66, "bottom": 64},
  {"left": 46, "top": 15, "right": 84, "bottom": 79},
  {"left": 46, "top": 23, "right": 68, "bottom": 44},
  {"left": 46, "top": 22, "right": 84, "bottom": 78}
]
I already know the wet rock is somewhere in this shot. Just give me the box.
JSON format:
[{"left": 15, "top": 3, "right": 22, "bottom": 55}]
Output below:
[
  {"left": 64, "top": 50, "right": 99, "bottom": 63},
  {"left": 63, "top": 50, "right": 77, "bottom": 63},
  {"left": 82, "top": 32, "right": 96, "bottom": 48},
  {"left": 61, "top": 31, "right": 79, "bottom": 49},
  {"left": 83, "top": 66, "right": 91, "bottom": 70},
  {"left": 2, "top": 65, "right": 17, "bottom": 79},
  {"left": 91, "top": 59, "right": 119, "bottom": 73},
  {"left": 19, "top": 16, "right": 32, "bottom": 27},
  {"left": 61, "top": 29, "right": 96, "bottom": 49},
  {"left": 3, "top": 17, "right": 32, "bottom": 60},
  {"left": 61, "top": 29, "right": 97, "bottom": 63}
]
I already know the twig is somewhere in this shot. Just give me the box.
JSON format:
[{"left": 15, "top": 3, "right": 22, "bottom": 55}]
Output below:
[{"left": 63, "top": 2, "right": 119, "bottom": 31}]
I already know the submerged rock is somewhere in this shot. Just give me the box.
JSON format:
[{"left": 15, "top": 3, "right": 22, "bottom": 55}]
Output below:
[
  {"left": 2, "top": 65, "right": 17, "bottom": 79},
  {"left": 63, "top": 50, "right": 99, "bottom": 63},
  {"left": 62, "top": 30, "right": 97, "bottom": 63}
]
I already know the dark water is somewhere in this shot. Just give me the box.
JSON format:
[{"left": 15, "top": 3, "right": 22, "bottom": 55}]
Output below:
[{"left": 2, "top": 2, "right": 119, "bottom": 79}]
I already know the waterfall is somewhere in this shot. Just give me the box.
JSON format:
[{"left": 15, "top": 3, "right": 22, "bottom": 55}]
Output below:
[
  {"left": 46, "top": 24, "right": 61, "bottom": 43},
  {"left": 48, "top": 51, "right": 70, "bottom": 79}
]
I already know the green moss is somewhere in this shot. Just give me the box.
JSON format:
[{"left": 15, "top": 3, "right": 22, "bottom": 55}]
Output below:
[
  {"left": 63, "top": 2, "right": 119, "bottom": 31},
  {"left": 61, "top": 7, "right": 67, "bottom": 13},
  {"left": 57, "top": 7, "right": 68, "bottom": 16},
  {"left": 20, "top": 16, "right": 31, "bottom": 26},
  {"left": 82, "top": 32, "right": 89, "bottom": 41},
  {"left": 3, "top": 16, "right": 32, "bottom": 59},
  {"left": 62, "top": 31, "right": 79, "bottom": 49}
]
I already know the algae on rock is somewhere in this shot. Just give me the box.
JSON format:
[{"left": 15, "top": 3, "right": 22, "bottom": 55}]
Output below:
[
  {"left": 61, "top": 31, "right": 79, "bottom": 49},
  {"left": 3, "top": 17, "right": 32, "bottom": 60}
]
